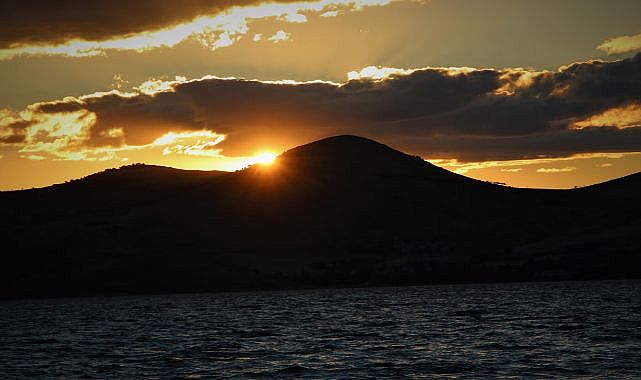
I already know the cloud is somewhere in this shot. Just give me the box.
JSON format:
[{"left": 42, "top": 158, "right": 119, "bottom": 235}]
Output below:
[
  {"left": 536, "top": 167, "right": 577, "bottom": 173},
  {"left": 320, "top": 10, "right": 340, "bottom": 17},
  {"left": 0, "top": 109, "right": 29, "bottom": 144},
  {"left": 3, "top": 54, "right": 641, "bottom": 162},
  {"left": 0, "top": 0, "right": 403, "bottom": 60},
  {"left": 597, "top": 31, "right": 641, "bottom": 55},
  {"left": 154, "top": 130, "right": 226, "bottom": 157},
  {"left": 500, "top": 168, "right": 523, "bottom": 173},
  {"left": 22, "top": 154, "right": 46, "bottom": 160},
  {"left": 573, "top": 103, "right": 641, "bottom": 129},
  {"left": 346, "top": 66, "right": 416, "bottom": 80},
  {"left": 268, "top": 30, "right": 291, "bottom": 42},
  {"left": 0, "top": 1, "right": 296, "bottom": 48},
  {"left": 429, "top": 152, "right": 632, "bottom": 174}
]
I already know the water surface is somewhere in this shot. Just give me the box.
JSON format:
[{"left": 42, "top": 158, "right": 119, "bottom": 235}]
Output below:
[{"left": 2, "top": 281, "right": 640, "bottom": 378}]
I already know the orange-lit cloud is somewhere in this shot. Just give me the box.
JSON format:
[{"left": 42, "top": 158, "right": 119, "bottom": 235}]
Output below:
[
  {"left": 0, "top": 0, "right": 406, "bottom": 60},
  {"left": 2, "top": 54, "right": 641, "bottom": 165},
  {"left": 494, "top": 68, "right": 550, "bottom": 96},
  {"left": 22, "top": 154, "right": 46, "bottom": 161},
  {"left": 573, "top": 103, "right": 641, "bottom": 129},
  {"left": 597, "top": 31, "right": 641, "bottom": 55},
  {"left": 536, "top": 166, "right": 577, "bottom": 173},
  {"left": 428, "top": 152, "right": 634, "bottom": 174},
  {"left": 154, "top": 131, "right": 226, "bottom": 157},
  {"left": 500, "top": 168, "right": 522, "bottom": 172}
]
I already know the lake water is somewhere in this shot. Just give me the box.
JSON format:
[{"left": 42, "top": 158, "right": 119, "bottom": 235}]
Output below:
[{"left": 1, "top": 281, "right": 640, "bottom": 378}]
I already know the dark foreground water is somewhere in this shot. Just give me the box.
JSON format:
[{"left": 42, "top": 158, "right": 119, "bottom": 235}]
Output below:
[{"left": 1, "top": 281, "right": 640, "bottom": 379}]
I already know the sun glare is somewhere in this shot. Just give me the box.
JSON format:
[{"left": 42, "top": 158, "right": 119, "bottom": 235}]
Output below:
[{"left": 253, "top": 151, "right": 277, "bottom": 165}]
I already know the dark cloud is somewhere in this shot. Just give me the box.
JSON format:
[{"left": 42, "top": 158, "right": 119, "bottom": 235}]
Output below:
[
  {"left": 16, "top": 53, "right": 641, "bottom": 161},
  {"left": 0, "top": 119, "right": 29, "bottom": 144},
  {"left": 385, "top": 127, "right": 641, "bottom": 162},
  {"left": 0, "top": 134, "right": 26, "bottom": 144},
  {"left": 0, "top": 0, "right": 298, "bottom": 48}
]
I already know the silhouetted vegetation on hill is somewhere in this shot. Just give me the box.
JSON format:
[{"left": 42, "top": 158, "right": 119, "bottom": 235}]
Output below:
[{"left": 1, "top": 135, "right": 640, "bottom": 298}]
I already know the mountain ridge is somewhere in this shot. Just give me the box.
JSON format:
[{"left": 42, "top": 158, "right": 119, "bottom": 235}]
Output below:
[
  {"left": 1, "top": 135, "right": 639, "bottom": 298},
  {"left": 5, "top": 134, "right": 639, "bottom": 192}
]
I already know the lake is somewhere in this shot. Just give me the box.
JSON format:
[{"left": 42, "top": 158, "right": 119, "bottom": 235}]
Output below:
[{"left": 1, "top": 281, "right": 640, "bottom": 378}]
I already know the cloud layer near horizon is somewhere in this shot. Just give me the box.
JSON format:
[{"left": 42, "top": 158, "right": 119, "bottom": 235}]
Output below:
[{"left": 2, "top": 54, "right": 641, "bottom": 162}]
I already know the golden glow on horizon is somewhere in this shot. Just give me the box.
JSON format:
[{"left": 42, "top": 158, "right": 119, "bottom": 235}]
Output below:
[
  {"left": 2, "top": 1, "right": 641, "bottom": 191},
  {"left": 430, "top": 152, "right": 641, "bottom": 189},
  {"left": 428, "top": 152, "right": 637, "bottom": 174},
  {"left": 252, "top": 151, "right": 278, "bottom": 165},
  {"left": 216, "top": 151, "right": 279, "bottom": 171}
]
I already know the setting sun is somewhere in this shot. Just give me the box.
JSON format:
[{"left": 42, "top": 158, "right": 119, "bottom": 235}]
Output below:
[
  {"left": 253, "top": 152, "right": 278, "bottom": 165},
  {"left": 3, "top": 2, "right": 641, "bottom": 377}
]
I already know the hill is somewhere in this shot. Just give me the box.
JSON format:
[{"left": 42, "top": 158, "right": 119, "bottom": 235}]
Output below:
[{"left": 1, "top": 135, "right": 640, "bottom": 298}]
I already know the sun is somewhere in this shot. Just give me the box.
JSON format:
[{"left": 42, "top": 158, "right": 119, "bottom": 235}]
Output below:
[{"left": 253, "top": 151, "right": 277, "bottom": 165}]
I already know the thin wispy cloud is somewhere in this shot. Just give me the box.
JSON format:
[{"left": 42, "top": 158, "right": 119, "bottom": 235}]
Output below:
[
  {"left": 430, "top": 152, "right": 633, "bottom": 174},
  {"left": 500, "top": 168, "right": 523, "bottom": 173},
  {"left": 536, "top": 167, "right": 577, "bottom": 173}
]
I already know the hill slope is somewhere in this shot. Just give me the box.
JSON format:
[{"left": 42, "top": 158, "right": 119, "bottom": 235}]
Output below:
[{"left": 1, "top": 135, "right": 640, "bottom": 297}]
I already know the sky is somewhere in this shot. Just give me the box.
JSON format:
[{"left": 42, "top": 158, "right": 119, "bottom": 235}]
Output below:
[{"left": 1, "top": 0, "right": 641, "bottom": 190}]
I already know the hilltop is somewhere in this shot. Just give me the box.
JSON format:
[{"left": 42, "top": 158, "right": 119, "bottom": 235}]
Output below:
[{"left": 1, "top": 135, "right": 640, "bottom": 298}]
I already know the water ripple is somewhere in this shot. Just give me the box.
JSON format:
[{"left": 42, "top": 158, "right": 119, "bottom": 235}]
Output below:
[{"left": 1, "top": 280, "right": 640, "bottom": 378}]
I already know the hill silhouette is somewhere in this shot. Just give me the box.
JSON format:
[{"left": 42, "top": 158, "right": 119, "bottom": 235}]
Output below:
[{"left": 1, "top": 135, "right": 640, "bottom": 298}]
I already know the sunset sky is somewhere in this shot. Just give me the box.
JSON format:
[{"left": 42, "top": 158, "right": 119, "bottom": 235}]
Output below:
[{"left": 1, "top": 0, "right": 641, "bottom": 190}]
